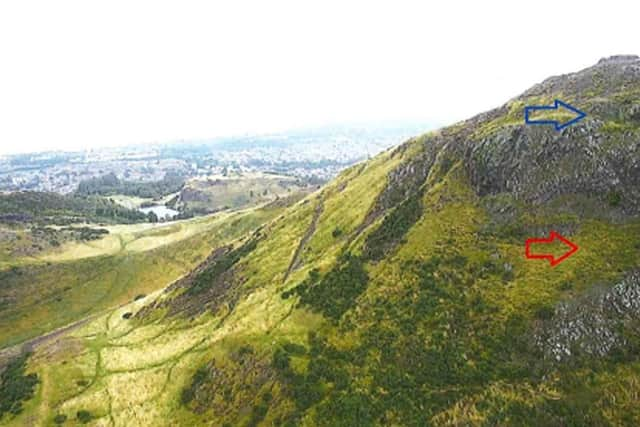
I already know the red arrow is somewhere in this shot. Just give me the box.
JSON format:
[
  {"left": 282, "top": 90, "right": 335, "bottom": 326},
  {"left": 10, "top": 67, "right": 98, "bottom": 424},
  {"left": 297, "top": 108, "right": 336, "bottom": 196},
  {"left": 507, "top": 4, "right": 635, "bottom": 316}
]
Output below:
[{"left": 525, "top": 231, "right": 579, "bottom": 267}]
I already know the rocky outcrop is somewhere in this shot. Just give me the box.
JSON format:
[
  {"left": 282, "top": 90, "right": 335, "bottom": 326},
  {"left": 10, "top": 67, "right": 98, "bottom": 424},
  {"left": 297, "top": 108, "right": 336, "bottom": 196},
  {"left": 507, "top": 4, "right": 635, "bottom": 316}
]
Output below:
[
  {"left": 464, "top": 121, "right": 640, "bottom": 214},
  {"left": 432, "top": 56, "right": 640, "bottom": 217},
  {"left": 535, "top": 271, "right": 640, "bottom": 363}
]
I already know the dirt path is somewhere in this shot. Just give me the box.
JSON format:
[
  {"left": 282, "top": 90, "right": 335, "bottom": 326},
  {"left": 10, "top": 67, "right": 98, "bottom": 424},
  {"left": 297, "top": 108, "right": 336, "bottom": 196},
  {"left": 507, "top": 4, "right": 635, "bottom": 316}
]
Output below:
[
  {"left": 283, "top": 196, "right": 324, "bottom": 283},
  {"left": 0, "top": 314, "right": 96, "bottom": 363}
]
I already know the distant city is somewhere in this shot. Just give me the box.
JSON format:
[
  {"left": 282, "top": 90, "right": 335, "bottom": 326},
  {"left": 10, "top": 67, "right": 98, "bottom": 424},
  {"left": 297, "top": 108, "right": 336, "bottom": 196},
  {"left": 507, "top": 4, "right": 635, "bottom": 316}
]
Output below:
[{"left": 0, "top": 123, "right": 433, "bottom": 194}]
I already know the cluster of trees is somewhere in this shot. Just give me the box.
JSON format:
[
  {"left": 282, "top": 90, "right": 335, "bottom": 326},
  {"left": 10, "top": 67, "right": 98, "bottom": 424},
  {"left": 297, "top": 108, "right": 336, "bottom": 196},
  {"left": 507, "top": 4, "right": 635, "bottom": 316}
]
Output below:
[
  {"left": 270, "top": 334, "right": 364, "bottom": 426},
  {"left": 76, "top": 172, "right": 184, "bottom": 199},
  {"left": 31, "top": 226, "right": 109, "bottom": 247},
  {"left": 0, "top": 354, "right": 39, "bottom": 419},
  {"left": 0, "top": 191, "right": 149, "bottom": 225}
]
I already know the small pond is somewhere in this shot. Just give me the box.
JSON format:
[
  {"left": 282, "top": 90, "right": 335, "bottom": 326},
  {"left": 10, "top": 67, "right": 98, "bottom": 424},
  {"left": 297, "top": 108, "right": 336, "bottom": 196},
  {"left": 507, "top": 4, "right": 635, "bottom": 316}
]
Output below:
[{"left": 139, "top": 205, "right": 179, "bottom": 220}]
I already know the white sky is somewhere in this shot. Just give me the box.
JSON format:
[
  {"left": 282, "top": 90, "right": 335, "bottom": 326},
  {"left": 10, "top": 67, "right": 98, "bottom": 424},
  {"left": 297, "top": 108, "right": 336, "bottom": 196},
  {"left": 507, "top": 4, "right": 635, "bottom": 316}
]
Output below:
[{"left": 0, "top": 0, "right": 638, "bottom": 155}]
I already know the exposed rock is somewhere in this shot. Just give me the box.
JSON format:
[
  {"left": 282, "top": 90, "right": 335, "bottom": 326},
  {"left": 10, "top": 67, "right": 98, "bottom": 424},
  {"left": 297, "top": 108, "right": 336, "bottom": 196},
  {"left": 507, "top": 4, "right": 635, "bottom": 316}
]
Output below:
[
  {"left": 377, "top": 55, "right": 640, "bottom": 218},
  {"left": 464, "top": 123, "right": 640, "bottom": 214},
  {"left": 535, "top": 271, "right": 640, "bottom": 362}
]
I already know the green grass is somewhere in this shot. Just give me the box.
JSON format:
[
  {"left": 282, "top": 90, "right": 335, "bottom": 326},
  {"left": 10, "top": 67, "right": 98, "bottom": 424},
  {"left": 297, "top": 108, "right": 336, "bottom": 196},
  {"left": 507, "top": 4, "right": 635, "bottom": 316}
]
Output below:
[
  {"left": 600, "top": 120, "right": 638, "bottom": 134},
  {"left": 0, "top": 206, "right": 284, "bottom": 349}
]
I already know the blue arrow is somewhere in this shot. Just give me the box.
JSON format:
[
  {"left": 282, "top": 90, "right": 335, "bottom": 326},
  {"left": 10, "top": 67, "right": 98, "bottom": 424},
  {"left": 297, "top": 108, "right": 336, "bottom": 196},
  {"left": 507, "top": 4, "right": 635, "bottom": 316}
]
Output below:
[{"left": 524, "top": 99, "right": 586, "bottom": 130}]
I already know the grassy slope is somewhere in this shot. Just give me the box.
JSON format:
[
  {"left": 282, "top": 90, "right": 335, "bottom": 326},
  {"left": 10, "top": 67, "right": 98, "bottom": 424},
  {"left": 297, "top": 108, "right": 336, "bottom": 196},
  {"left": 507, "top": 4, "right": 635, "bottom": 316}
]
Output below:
[
  {"left": 5, "top": 137, "right": 640, "bottom": 426},
  {"left": 0, "top": 206, "right": 284, "bottom": 349},
  {"left": 0, "top": 149, "right": 404, "bottom": 426}
]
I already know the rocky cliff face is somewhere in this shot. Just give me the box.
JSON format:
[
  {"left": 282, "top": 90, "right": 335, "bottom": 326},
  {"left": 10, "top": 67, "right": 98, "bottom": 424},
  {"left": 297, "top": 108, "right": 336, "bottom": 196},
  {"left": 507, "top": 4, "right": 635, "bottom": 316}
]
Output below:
[
  {"left": 466, "top": 122, "right": 640, "bottom": 213},
  {"left": 378, "top": 56, "right": 640, "bottom": 219}
]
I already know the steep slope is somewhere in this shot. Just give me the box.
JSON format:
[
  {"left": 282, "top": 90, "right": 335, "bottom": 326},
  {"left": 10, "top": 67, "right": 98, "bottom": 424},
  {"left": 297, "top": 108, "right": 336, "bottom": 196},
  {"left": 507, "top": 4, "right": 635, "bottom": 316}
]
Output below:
[{"left": 2, "top": 56, "right": 640, "bottom": 426}]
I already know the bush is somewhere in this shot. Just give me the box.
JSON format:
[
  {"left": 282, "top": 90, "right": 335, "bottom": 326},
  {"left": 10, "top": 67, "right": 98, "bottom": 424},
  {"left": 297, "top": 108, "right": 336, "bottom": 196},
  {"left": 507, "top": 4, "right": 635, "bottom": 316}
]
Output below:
[
  {"left": 248, "top": 402, "right": 269, "bottom": 427},
  {"left": 180, "top": 367, "right": 208, "bottom": 406},
  {"left": 76, "top": 410, "right": 92, "bottom": 424},
  {"left": 608, "top": 191, "right": 622, "bottom": 207},
  {"left": 273, "top": 348, "right": 291, "bottom": 371},
  {"left": 53, "top": 414, "right": 67, "bottom": 424},
  {"left": 283, "top": 342, "right": 307, "bottom": 356},
  {"left": 180, "top": 388, "right": 195, "bottom": 405},
  {"left": 534, "top": 305, "right": 555, "bottom": 321}
]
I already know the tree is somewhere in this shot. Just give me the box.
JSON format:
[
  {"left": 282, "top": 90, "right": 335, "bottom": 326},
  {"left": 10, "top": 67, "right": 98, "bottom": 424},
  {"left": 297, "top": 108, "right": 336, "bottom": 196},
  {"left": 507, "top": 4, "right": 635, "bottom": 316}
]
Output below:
[
  {"left": 76, "top": 410, "right": 92, "bottom": 424},
  {"left": 147, "top": 211, "right": 159, "bottom": 223}
]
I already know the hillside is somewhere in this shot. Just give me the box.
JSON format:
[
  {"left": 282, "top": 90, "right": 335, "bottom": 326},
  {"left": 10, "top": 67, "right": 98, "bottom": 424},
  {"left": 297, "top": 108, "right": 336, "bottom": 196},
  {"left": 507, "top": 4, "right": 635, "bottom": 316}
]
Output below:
[
  {"left": 170, "top": 172, "right": 317, "bottom": 216},
  {"left": 1, "top": 56, "right": 640, "bottom": 426},
  {"left": 0, "top": 203, "right": 287, "bottom": 350}
]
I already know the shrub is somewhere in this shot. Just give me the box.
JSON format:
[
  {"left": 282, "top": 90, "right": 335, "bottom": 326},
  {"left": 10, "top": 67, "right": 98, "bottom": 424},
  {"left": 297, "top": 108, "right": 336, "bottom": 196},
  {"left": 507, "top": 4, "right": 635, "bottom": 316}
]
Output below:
[
  {"left": 283, "top": 342, "right": 307, "bottom": 356},
  {"left": 248, "top": 402, "right": 269, "bottom": 427},
  {"left": 534, "top": 305, "right": 555, "bottom": 321},
  {"left": 180, "top": 388, "right": 195, "bottom": 405},
  {"left": 607, "top": 191, "right": 622, "bottom": 207},
  {"left": 293, "top": 254, "right": 369, "bottom": 321},
  {"left": 180, "top": 367, "right": 208, "bottom": 406},
  {"left": 502, "top": 268, "right": 515, "bottom": 283},
  {"left": 273, "top": 348, "right": 291, "bottom": 371},
  {"left": 76, "top": 410, "right": 92, "bottom": 424},
  {"left": 53, "top": 414, "right": 67, "bottom": 424}
]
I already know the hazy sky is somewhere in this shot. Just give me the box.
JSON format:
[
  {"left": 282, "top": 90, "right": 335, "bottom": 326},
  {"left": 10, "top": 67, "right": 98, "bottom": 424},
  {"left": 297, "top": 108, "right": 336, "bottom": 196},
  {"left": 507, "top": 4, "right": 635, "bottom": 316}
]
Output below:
[{"left": 0, "top": 1, "right": 638, "bottom": 155}]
